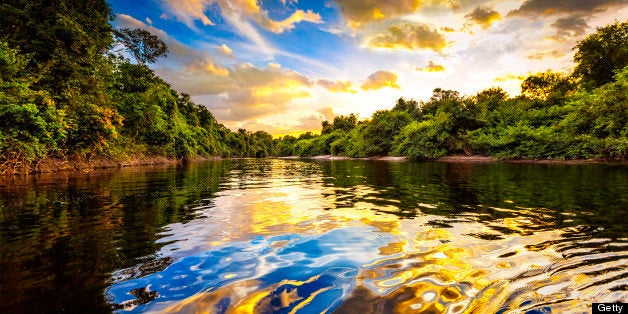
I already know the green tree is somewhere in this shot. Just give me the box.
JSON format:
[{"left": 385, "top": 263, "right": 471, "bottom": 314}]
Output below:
[
  {"left": 0, "top": 42, "right": 66, "bottom": 169},
  {"left": 114, "top": 28, "right": 169, "bottom": 65},
  {"left": 521, "top": 72, "right": 576, "bottom": 103},
  {"left": 561, "top": 66, "right": 628, "bottom": 159},
  {"left": 362, "top": 110, "right": 412, "bottom": 156},
  {"left": 573, "top": 20, "right": 628, "bottom": 89},
  {"left": 321, "top": 114, "right": 358, "bottom": 134},
  {"left": 0, "top": 0, "right": 114, "bottom": 97},
  {"left": 393, "top": 113, "right": 450, "bottom": 159}
]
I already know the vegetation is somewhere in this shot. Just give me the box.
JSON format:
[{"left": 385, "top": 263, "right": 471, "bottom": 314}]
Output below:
[
  {"left": 274, "top": 21, "right": 628, "bottom": 161},
  {"left": 0, "top": 0, "right": 275, "bottom": 173},
  {"left": 0, "top": 0, "right": 625, "bottom": 174}
]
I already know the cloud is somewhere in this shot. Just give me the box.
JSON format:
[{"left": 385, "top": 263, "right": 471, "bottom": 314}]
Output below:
[
  {"left": 364, "top": 22, "right": 447, "bottom": 52},
  {"left": 239, "top": 110, "right": 329, "bottom": 135},
  {"left": 116, "top": 14, "right": 316, "bottom": 123},
  {"left": 162, "top": 0, "right": 322, "bottom": 57},
  {"left": 465, "top": 7, "right": 501, "bottom": 29},
  {"left": 416, "top": 61, "right": 445, "bottom": 72},
  {"left": 213, "top": 63, "right": 313, "bottom": 121},
  {"left": 297, "top": 114, "right": 326, "bottom": 132},
  {"left": 316, "top": 79, "right": 357, "bottom": 93},
  {"left": 162, "top": 0, "right": 215, "bottom": 29},
  {"left": 259, "top": 9, "right": 322, "bottom": 33},
  {"left": 360, "top": 71, "right": 401, "bottom": 90},
  {"left": 493, "top": 73, "right": 526, "bottom": 82},
  {"left": 116, "top": 14, "right": 229, "bottom": 75},
  {"left": 551, "top": 15, "right": 588, "bottom": 38},
  {"left": 526, "top": 49, "right": 567, "bottom": 60},
  {"left": 508, "top": 0, "right": 624, "bottom": 17},
  {"left": 317, "top": 107, "right": 335, "bottom": 121},
  {"left": 163, "top": 0, "right": 321, "bottom": 33},
  {"left": 215, "top": 44, "right": 234, "bottom": 58},
  {"left": 334, "top": 0, "right": 421, "bottom": 28},
  {"left": 146, "top": 17, "right": 153, "bottom": 25}
]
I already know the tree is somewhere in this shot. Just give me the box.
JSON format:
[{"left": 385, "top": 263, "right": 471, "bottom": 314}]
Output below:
[
  {"left": 363, "top": 110, "right": 412, "bottom": 155},
  {"left": 0, "top": 0, "right": 114, "bottom": 97},
  {"left": 321, "top": 114, "right": 358, "bottom": 134},
  {"left": 421, "top": 88, "right": 461, "bottom": 116},
  {"left": 0, "top": 42, "right": 66, "bottom": 167},
  {"left": 392, "top": 97, "right": 421, "bottom": 119},
  {"left": 521, "top": 71, "right": 576, "bottom": 102},
  {"left": 114, "top": 28, "right": 168, "bottom": 65},
  {"left": 573, "top": 20, "right": 628, "bottom": 89}
]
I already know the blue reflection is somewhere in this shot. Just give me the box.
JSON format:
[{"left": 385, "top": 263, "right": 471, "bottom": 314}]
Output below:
[{"left": 108, "top": 226, "right": 397, "bottom": 312}]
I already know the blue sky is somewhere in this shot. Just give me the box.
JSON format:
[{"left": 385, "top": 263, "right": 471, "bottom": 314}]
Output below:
[{"left": 108, "top": 0, "right": 628, "bottom": 135}]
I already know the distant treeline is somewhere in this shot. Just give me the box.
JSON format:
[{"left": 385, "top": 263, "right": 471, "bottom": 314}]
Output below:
[
  {"left": 0, "top": 1, "right": 626, "bottom": 175},
  {"left": 273, "top": 20, "right": 628, "bottom": 160}
]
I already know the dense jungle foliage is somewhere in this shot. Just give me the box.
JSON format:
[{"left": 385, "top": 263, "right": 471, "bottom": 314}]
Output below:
[
  {"left": 0, "top": 0, "right": 626, "bottom": 174},
  {"left": 0, "top": 0, "right": 276, "bottom": 173}
]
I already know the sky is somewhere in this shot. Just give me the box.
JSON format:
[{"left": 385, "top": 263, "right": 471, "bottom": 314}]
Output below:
[{"left": 108, "top": 0, "right": 628, "bottom": 136}]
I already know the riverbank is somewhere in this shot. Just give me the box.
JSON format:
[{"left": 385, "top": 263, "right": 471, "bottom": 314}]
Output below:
[
  {"left": 279, "top": 154, "right": 622, "bottom": 164},
  {"left": 3, "top": 154, "right": 623, "bottom": 176},
  {"left": 0, "top": 155, "right": 223, "bottom": 176},
  {"left": 278, "top": 155, "right": 409, "bottom": 161}
]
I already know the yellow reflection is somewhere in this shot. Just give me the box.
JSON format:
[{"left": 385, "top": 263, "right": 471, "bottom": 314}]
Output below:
[
  {"left": 162, "top": 276, "right": 328, "bottom": 314},
  {"left": 159, "top": 161, "right": 594, "bottom": 313}
]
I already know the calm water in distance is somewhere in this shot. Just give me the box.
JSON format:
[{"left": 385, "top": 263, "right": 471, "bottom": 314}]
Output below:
[{"left": 0, "top": 159, "right": 626, "bottom": 313}]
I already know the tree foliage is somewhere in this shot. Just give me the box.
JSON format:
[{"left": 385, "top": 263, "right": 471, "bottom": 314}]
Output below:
[
  {"left": 272, "top": 20, "right": 628, "bottom": 161},
  {"left": 114, "top": 28, "right": 168, "bottom": 64},
  {"left": 0, "top": 3, "right": 626, "bottom": 174},
  {"left": 573, "top": 20, "right": 628, "bottom": 89}
]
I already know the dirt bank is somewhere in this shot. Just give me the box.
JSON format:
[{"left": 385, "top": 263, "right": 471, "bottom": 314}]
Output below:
[
  {"left": 277, "top": 155, "right": 408, "bottom": 161},
  {"left": 1, "top": 155, "right": 223, "bottom": 176}
]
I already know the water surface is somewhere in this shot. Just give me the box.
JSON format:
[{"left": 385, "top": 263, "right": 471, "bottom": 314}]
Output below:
[{"left": 0, "top": 159, "right": 626, "bottom": 313}]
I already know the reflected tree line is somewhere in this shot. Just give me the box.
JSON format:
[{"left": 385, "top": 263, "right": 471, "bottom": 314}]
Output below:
[
  {"left": 0, "top": 161, "right": 230, "bottom": 313},
  {"left": 314, "top": 161, "right": 627, "bottom": 236}
]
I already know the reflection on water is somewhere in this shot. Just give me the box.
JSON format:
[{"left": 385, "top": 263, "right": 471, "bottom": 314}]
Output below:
[{"left": 0, "top": 159, "right": 626, "bottom": 313}]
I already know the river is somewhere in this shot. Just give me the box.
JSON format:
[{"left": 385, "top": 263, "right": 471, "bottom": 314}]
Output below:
[{"left": 0, "top": 159, "right": 626, "bottom": 313}]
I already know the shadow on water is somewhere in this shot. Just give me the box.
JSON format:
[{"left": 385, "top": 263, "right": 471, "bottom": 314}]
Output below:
[
  {"left": 0, "top": 161, "right": 231, "bottom": 313},
  {"left": 0, "top": 159, "right": 626, "bottom": 313}
]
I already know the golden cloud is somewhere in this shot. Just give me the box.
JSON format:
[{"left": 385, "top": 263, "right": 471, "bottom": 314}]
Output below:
[
  {"left": 361, "top": 71, "right": 401, "bottom": 90},
  {"left": 493, "top": 73, "right": 526, "bottom": 82},
  {"left": 215, "top": 63, "right": 313, "bottom": 121},
  {"left": 238, "top": 110, "right": 329, "bottom": 136},
  {"left": 416, "top": 61, "right": 445, "bottom": 72},
  {"left": 334, "top": 0, "right": 421, "bottom": 29},
  {"left": 116, "top": 14, "right": 316, "bottom": 124},
  {"left": 259, "top": 9, "right": 322, "bottom": 33},
  {"left": 164, "top": 0, "right": 321, "bottom": 33},
  {"left": 465, "top": 7, "right": 501, "bottom": 29},
  {"left": 527, "top": 49, "right": 566, "bottom": 60},
  {"left": 317, "top": 107, "right": 335, "bottom": 121},
  {"left": 364, "top": 23, "right": 447, "bottom": 52},
  {"left": 215, "top": 44, "right": 234, "bottom": 58},
  {"left": 316, "top": 79, "right": 357, "bottom": 93},
  {"left": 163, "top": 0, "right": 215, "bottom": 28}
]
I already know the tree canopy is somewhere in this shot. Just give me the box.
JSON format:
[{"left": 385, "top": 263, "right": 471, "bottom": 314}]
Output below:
[
  {"left": 573, "top": 20, "right": 628, "bottom": 89},
  {"left": 114, "top": 28, "right": 169, "bottom": 64},
  {"left": 0, "top": 2, "right": 626, "bottom": 174}
]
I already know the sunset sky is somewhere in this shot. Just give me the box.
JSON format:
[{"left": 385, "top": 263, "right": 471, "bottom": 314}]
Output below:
[{"left": 108, "top": 0, "right": 628, "bottom": 135}]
